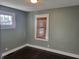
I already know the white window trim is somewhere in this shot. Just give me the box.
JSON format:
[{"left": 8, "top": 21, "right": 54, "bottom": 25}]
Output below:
[
  {"left": 0, "top": 10, "right": 16, "bottom": 29},
  {"left": 35, "top": 14, "right": 49, "bottom": 41}
]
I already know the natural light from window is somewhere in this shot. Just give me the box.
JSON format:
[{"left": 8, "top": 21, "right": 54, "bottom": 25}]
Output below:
[
  {"left": 0, "top": 10, "right": 15, "bottom": 29},
  {"left": 0, "top": 14, "right": 12, "bottom": 25}
]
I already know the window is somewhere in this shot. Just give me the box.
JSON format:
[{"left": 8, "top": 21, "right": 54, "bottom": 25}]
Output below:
[
  {"left": 35, "top": 14, "right": 49, "bottom": 41},
  {"left": 0, "top": 15, "right": 12, "bottom": 25},
  {"left": 0, "top": 10, "right": 15, "bottom": 29}
]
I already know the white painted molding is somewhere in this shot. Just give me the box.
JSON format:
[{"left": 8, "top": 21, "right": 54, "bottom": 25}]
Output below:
[
  {"left": 2, "top": 44, "right": 27, "bottom": 57},
  {"left": 26, "top": 44, "right": 79, "bottom": 59},
  {"left": 2, "top": 44, "right": 79, "bottom": 59}
]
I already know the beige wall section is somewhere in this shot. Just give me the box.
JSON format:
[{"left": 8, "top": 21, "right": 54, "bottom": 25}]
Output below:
[{"left": 26, "top": 6, "right": 79, "bottom": 55}]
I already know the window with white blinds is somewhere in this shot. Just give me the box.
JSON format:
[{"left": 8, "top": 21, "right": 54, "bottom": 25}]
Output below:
[{"left": 0, "top": 10, "right": 15, "bottom": 29}]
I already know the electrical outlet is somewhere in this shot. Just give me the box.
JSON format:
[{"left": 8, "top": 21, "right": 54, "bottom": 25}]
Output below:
[{"left": 5, "top": 48, "right": 8, "bottom": 50}]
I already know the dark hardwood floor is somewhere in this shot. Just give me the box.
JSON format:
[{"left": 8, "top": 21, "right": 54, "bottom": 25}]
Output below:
[{"left": 3, "top": 46, "right": 78, "bottom": 59}]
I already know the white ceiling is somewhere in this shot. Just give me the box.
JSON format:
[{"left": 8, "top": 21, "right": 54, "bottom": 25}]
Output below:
[{"left": 0, "top": 0, "right": 79, "bottom": 12}]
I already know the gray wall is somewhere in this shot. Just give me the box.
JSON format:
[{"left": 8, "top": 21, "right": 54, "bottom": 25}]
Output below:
[
  {"left": 27, "top": 6, "right": 79, "bottom": 55},
  {"left": 1, "top": 5, "right": 28, "bottom": 52},
  {"left": 1, "top": 5, "right": 79, "bottom": 55}
]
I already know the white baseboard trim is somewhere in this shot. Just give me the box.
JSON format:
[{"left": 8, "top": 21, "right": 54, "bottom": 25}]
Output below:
[
  {"left": 2, "top": 44, "right": 79, "bottom": 59},
  {"left": 2, "top": 44, "right": 27, "bottom": 57},
  {"left": 26, "top": 44, "right": 79, "bottom": 59}
]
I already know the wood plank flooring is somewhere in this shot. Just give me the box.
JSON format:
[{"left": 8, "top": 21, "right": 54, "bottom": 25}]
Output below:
[{"left": 3, "top": 46, "right": 78, "bottom": 59}]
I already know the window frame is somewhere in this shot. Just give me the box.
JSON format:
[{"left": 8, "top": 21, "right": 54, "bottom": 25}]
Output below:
[
  {"left": 35, "top": 14, "right": 49, "bottom": 41},
  {"left": 0, "top": 10, "right": 16, "bottom": 29}
]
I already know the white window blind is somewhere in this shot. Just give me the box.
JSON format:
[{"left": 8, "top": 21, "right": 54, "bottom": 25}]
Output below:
[{"left": 0, "top": 10, "right": 15, "bottom": 29}]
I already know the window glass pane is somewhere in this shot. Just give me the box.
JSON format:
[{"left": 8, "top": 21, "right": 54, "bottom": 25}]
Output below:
[
  {"left": 0, "top": 15, "right": 13, "bottom": 25},
  {"left": 0, "top": 10, "right": 15, "bottom": 29}
]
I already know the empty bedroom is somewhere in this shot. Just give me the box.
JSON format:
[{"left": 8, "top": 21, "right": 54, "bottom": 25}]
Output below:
[{"left": 0, "top": 0, "right": 79, "bottom": 59}]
